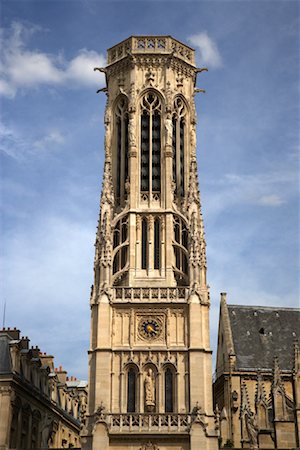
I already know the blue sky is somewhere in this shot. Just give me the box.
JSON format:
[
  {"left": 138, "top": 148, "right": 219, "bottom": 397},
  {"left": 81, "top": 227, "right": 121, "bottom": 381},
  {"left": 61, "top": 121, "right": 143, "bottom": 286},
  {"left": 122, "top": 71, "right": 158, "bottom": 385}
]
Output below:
[{"left": 1, "top": 1, "right": 299, "bottom": 380}]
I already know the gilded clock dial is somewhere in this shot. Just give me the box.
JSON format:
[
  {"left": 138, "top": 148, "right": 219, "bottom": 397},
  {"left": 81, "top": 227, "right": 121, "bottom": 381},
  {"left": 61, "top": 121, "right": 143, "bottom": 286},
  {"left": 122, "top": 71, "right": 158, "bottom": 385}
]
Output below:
[{"left": 138, "top": 318, "right": 162, "bottom": 340}]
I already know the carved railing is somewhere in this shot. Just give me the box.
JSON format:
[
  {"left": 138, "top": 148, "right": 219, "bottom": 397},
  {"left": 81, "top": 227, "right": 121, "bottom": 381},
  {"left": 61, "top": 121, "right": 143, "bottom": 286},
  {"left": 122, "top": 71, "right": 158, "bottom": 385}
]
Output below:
[
  {"left": 113, "top": 287, "right": 189, "bottom": 303},
  {"left": 108, "top": 413, "right": 191, "bottom": 433},
  {"left": 107, "top": 36, "right": 195, "bottom": 66}
]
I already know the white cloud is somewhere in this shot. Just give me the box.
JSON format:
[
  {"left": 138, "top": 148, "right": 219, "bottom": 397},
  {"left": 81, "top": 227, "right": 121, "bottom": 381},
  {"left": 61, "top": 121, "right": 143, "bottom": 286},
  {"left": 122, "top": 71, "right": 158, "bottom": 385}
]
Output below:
[
  {"left": 188, "top": 31, "right": 222, "bottom": 68},
  {"left": 257, "top": 194, "right": 285, "bottom": 206},
  {"left": 0, "top": 121, "right": 66, "bottom": 159},
  {"left": 0, "top": 122, "right": 28, "bottom": 159},
  {"left": 33, "top": 130, "right": 65, "bottom": 150},
  {"left": 0, "top": 22, "right": 105, "bottom": 98}
]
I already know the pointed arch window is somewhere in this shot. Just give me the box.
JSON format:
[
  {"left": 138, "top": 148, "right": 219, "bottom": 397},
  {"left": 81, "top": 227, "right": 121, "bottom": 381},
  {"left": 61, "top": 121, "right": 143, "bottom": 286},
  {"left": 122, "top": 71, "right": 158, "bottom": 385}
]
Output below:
[
  {"left": 113, "top": 215, "right": 129, "bottom": 278},
  {"left": 172, "top": 97, "right": 186, "bottom": 197},
  {"left": 154, "top": 217, "right": 161, "bottom": 270},
  {"left": 165, "top": 367, "right": 174, "bottom": 412},
  {"left": 127, "top": 367, "right": 137, "bottom": 412},
  {"left": 115, "top": 96, "right": 129, "bottom": 206},
  {"left": 173, "top": 215, "right": 189, "bottom": 284},
  {"left": 141, "top": 217, "right": 148, "bottom": 270},
  {"left": 140, "top": 92, "right": 162, "bottom": 196}
]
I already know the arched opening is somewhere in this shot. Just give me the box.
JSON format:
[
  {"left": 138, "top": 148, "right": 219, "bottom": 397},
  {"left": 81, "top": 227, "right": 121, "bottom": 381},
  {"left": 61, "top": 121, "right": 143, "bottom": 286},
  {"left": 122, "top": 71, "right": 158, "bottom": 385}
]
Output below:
[
  {"left": 164, "top": 366, "right": 175, "bottom": 413},
  {"left": 173, "top": 215, "right": 189, "bottom": 285},
  {"left": 112, "top": 215, "right": 129, "bottom": 278},
  {"left": 115, "top": 96, "right": 129, "bottom": 206},
  {"left": 140, "top": 92, "right": 162, "bottom": 198},
  {"left": 172, "top": 97, "right": 186, "bottom": 197},
  {"left": 141, "top": 217, "right": 148, "bottom": 270},
  {"left": 127, "top": 366, "right": 138, "bottom": 413},
  {"left": 154, "top": 217, "right": 161, "bottom": 270}
]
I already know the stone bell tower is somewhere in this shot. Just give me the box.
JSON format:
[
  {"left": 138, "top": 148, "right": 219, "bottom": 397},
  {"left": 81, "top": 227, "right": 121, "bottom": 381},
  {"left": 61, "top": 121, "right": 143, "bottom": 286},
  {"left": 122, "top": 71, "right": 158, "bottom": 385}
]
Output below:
[{"left": 82, "top": 36, "right": 218, "bottom": 450}]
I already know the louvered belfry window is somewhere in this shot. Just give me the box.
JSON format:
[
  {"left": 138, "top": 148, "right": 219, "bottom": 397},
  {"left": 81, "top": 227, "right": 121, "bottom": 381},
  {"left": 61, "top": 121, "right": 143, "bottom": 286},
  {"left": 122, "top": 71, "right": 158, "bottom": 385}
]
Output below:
[
  {"left": 172, "top": 97, "right": 186, "bottom": 197},
  {"left": 115, "top": 96, "right": 129, "bottom": 205},
  {"left": 140, "top": 92, "right": 162, "bottom": 195}
]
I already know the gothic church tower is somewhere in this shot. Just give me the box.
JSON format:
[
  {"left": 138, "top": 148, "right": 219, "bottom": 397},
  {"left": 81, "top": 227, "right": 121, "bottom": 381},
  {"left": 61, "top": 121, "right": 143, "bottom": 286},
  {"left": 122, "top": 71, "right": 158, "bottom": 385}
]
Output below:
[{"left": 82, "top": 36, "right": 218, "bottom": 450}]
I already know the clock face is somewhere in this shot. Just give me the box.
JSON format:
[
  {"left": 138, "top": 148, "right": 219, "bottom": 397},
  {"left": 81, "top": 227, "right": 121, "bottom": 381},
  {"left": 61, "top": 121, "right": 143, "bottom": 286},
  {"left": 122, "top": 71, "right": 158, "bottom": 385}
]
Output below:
[{"left": 138, "top": 318, "right": 162, "bottom": 340}]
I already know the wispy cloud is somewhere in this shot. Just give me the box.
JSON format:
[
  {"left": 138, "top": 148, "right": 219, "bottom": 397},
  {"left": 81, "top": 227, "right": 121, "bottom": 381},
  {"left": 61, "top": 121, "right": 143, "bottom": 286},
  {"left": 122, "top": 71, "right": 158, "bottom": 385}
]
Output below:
[
  {"left": 33, "top": 130, "right": 65, "bottom": 150},
  {"left": 188, "top": 31, "right": 222, "bottom": 68},
  {"left": 0, "top": 22, "right": 105, "bottom": 98},
  {"left": 0, "top": 122, "right": 28, "bottom": 159},
  {"left": 0, "top": 121, "right": 66, "bottom": 159},
  {"left": 203, "top": 170, "right": 295, "bottom": 218},
  {"left": 257, "top": 194, "right": 285, "bottom": 207}
]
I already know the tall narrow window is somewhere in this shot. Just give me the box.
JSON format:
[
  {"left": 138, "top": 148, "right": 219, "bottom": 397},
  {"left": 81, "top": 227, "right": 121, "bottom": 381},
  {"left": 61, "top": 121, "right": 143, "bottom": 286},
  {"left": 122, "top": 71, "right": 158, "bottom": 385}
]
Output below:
[
  {"left": 140, "top": 92, "right": 162, "bottom": 197},
  {"left": 141, "top": 218, "right": 148, "bottom": 269},
  {"left": 154, "top": 218, "right": 160, "bottom": 269},
  {"left": 115, "top": 97, "right": 129, "bottom": 205},
  {"left": 152, "top": 111, "right": 161, "bottom": 192},
  {"left": 172, "top": 97, "right": 186, "bottom": 197},
  {"left": 141, "top": 113, "right": 150, "bottom": 191},
  {"left": 113, "top": 216, "right": 129, "bottom": 276},
  {"left": 165, "top": 368, "right": 174, "bottom": 412},
  {"left": 127, "top": 368, "right": 136, "bottom": 412},
  {"left": 173, "top": 216, "right": 189, "bottom": 284}
]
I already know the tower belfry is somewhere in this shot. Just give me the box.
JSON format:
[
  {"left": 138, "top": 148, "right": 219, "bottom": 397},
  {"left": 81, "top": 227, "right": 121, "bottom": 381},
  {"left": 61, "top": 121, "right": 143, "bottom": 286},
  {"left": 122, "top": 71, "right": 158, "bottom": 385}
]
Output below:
[{"left": 83, "top": 36, "right": 218, "bottom": 450}]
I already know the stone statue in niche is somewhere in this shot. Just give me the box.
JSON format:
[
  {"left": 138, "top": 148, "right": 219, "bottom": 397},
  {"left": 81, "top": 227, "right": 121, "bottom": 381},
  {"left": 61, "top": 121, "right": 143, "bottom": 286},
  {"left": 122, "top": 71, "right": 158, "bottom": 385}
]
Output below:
[
  {"left": 144, "top": 368, "right": 155, "bottom": 411},
  {"left": 128, "top": 115, "right": 136, "bottom": 146},
  {"left": 245, "top": 411, "right": 258, "bottom": 449},
  {"left": 164, "top": 113, "right": 173, "bottom": 147}
]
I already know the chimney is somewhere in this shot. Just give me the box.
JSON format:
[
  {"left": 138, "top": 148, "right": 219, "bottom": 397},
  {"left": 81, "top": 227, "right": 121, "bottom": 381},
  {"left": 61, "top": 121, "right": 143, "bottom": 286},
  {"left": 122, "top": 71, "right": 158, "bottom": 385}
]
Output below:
[
  {"left": 56, "top": 365, "right": 68, "bottom": 384},
  {"left": 40, "top": 353, "right": 55, "bottom": 372},
  {"left": 0, "top": 327, "right": 20, "bottom": 340},
  {"left": 20, "top": 336, "right": 30, "bottom": 350}
]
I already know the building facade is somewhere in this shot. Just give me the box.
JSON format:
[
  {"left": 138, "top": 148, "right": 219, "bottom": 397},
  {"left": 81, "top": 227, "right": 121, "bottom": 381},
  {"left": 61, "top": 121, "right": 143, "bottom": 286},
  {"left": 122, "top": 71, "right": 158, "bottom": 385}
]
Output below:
[
  {"left": 82, "top": 36, "right": 218, "bottom": 450},
  {"left": 0, "top": 327, "right": 87, "bottom": 449},
  {"left": 214, "top": 294, "right": 300, "bottom": 449}
]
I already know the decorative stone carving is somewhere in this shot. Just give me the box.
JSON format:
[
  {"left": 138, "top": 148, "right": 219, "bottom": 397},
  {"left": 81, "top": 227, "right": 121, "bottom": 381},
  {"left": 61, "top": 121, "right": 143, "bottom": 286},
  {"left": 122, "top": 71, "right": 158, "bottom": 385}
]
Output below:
[
  {"left": 140, "top": 442, "right": 159, "bottom": 450},
  {"left": 165, "top": 113, "right": 173, "bottom": 146},
  {"left": 245, "top": 412, "right": 258, "bottom": 449},
  {"left": 240, "top": 383, "right": 258, "bottom": 449},
  {"left": 41, "top": 415, "right": 58, "bottom": 447},
  {"left": 144, "top": 368, "right": 155, "bottom": 411},
  {"left": 95, "top": 402, "right": 106, "bottom": 422},
  {"left": 128, "top": 115, "right": 136, "bottom": 146},
  {"left": 129, "top": 82, "right": 136, "bottom": 112}
]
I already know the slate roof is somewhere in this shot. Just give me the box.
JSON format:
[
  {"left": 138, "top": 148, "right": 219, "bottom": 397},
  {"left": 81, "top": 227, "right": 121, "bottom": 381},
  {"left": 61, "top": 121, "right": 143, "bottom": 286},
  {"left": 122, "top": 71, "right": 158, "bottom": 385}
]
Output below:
[
  {"left": 228, "top": 305, "right": 300, "bottom": 371},
  {"left": 0, "top": 334, "right": 12, "bottom": 374}
]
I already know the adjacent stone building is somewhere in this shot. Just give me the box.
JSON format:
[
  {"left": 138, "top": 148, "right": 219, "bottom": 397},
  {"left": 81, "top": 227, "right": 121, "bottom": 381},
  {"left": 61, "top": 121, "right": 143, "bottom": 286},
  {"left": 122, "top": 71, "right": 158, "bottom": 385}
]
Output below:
[
  {"left": 0, "top": 327, "right": 87, "bottom": 449},
  {"left": 82, "top": 36, "right": 218, "bottom": 450},
  {"left": 214, "top": 294, "right": 300, "bottom": 448}
]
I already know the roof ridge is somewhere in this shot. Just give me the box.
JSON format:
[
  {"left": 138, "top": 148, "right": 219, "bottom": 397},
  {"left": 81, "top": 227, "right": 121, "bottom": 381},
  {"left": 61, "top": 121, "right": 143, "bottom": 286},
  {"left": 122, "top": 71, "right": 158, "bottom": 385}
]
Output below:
[{"left": 227, "top": 304, "right": 300, "bottom": 312}]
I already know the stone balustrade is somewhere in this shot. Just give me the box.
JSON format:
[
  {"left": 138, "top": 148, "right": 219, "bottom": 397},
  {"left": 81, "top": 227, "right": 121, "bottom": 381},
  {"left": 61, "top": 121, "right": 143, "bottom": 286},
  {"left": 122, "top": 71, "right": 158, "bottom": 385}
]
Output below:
[
  {"left": 113, "top": 287, "right": 189, "bottom": 303},
  {"left": 108, "top": 413, "right": 192, "bottom": 434},
  {"left": 107, "top": 36, "right": 195, "bottom": 66}
]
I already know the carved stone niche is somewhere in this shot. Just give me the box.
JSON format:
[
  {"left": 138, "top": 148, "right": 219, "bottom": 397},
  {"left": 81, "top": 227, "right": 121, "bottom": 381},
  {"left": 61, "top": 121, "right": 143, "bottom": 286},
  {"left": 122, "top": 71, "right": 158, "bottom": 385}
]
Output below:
[{"left": 140, "top": 442, "right": 159, "bottom": 450}]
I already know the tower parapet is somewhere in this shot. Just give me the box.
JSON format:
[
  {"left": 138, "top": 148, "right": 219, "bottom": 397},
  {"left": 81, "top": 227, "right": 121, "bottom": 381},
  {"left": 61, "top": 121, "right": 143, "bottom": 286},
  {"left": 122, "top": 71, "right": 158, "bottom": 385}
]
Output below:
[{"left": 107, "top": 36, "right": 196, "bottom": 66}]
